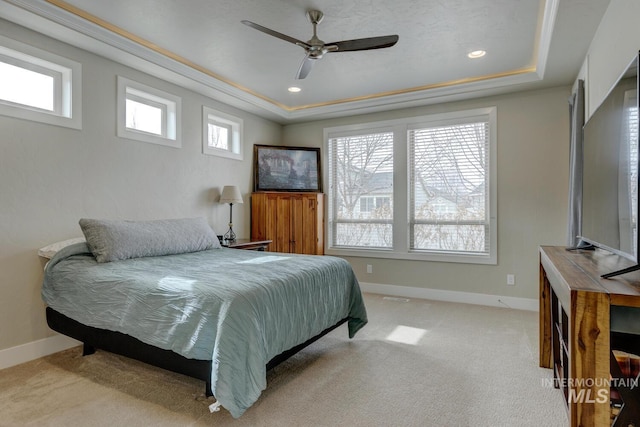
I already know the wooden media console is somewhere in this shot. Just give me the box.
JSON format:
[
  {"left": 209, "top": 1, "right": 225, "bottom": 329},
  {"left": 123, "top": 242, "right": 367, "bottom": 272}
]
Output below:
[{"left": 539, "top": 246, "right": 640, "bottom": 426}]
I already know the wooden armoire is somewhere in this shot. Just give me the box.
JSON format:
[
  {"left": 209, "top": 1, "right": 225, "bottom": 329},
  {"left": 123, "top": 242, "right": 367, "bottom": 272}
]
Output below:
[{"left": 250, "top": 192, "right": 324, "bottom": 255}]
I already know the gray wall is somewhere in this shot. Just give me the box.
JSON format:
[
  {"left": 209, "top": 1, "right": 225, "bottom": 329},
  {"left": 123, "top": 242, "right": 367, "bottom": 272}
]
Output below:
[
  {"left": 0, "top": 21, "right": 282, "bottom": 351},
  {"left": 283, "top": 87, "right": 571, "bottom": 300},
  {"left": 2, "top": 0, "right": 637, "bottom": 354}
]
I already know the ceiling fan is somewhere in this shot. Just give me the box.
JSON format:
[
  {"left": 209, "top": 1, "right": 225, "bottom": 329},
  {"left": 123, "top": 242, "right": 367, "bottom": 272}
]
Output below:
[{"left": 241, "top": 10, "right": 399, "bottom": 79}]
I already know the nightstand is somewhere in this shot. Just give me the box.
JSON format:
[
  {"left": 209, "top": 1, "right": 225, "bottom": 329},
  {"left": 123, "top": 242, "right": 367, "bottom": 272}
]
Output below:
[{"left": 221, "top": 239, "right": 272, "bottom": 251}]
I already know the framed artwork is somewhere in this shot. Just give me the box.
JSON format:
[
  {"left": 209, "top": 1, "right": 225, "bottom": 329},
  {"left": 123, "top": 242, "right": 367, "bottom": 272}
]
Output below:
[{"left": 254, "top": 144, "right": 322, "bottom": 192}]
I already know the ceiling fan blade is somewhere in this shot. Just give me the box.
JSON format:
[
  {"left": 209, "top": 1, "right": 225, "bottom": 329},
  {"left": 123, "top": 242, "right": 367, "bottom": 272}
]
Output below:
[
  {"left": 329, "top": 35, "right": 399, "bottom": 52},
  {"left": 296, "top": 55, "right": 315, "bottom": 79},
  {"left": 241, "top": 20, "right": 310, "bottom": 49}
]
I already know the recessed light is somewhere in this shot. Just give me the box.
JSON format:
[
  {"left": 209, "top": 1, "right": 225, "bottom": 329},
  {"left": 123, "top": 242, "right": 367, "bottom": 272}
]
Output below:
[
  {"left": 288, "top": 86, "right": 301, "bottom": 93},
  {"left": 468, "top": 50, "right": 486, "bottom": 59}
]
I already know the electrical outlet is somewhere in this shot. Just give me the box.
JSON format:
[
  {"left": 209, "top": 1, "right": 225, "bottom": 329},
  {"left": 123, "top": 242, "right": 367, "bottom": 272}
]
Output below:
[
  {"left": 366, "top": 264, "right": 373, "bottom": 274},
  {"left": 507, "top": 274, "right": 515, "bottom": 285}
]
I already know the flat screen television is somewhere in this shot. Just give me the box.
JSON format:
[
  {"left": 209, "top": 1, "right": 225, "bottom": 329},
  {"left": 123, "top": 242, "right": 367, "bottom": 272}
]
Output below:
[{"left": 579, "top": 52, "right": 639, "bottom": 278}]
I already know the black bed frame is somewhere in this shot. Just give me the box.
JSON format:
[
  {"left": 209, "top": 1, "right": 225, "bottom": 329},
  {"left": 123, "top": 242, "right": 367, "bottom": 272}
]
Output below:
[{"left": 46, "top": 307, "right": 347, "bottom": 396}]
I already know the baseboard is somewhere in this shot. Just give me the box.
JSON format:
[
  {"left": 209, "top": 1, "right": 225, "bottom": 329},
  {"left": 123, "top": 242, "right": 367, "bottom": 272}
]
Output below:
[
  {"left": 0, "top": 334, "right": 80, "bottom": 370},
  {"left": 359, "top": 282, "right": 538, "bottom": 311}
]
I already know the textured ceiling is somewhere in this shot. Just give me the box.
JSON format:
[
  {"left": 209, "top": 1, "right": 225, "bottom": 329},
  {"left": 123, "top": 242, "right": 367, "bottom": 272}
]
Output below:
[{"left": 0, "top": 0, "right": 611, "bottom": 122}]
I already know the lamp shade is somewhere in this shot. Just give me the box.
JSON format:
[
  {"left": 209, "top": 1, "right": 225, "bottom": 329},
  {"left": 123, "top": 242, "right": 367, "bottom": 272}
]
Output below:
[{"left": 219, "top": 185, "right": 243, "bottom": 204}]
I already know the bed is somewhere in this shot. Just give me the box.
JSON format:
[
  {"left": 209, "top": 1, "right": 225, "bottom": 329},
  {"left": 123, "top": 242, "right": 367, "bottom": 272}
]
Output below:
[{"left": 41, "top": 218, "right": 368, "bottom": 418}]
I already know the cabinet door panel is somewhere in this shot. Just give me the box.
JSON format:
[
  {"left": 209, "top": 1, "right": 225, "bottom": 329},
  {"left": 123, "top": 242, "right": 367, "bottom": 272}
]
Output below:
[
  {"left": 275, "top": 196, "right": 291, "bottom": 253},
  {"left": 264, "top": 195, "right": 279, "bottom": 251},
  {"left": 290, "top": 196, "right": 305, "bottom": 254},
  {"left": 251, "top": 194, "right": 268, "bottom": 243},
  {"left": 300, "top": 195, "right": 318, "bottom": 255}
]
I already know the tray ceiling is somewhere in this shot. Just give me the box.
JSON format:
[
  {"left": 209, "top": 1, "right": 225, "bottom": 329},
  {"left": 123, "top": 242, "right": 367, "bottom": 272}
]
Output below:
[{"left": 0, "top": 0, "right": 610, "bottom": 123}]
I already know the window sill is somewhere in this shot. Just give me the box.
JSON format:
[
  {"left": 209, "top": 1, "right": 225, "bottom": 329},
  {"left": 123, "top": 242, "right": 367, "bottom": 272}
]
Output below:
[
  {"left": 325, "top": 247, "right": 497, "bottom": 265},
  {"left": 203, "top": 146, "right": 243, "bottom": 161},
  {"left": 117, "top": 127, "right": 181, "bottom": 148}
]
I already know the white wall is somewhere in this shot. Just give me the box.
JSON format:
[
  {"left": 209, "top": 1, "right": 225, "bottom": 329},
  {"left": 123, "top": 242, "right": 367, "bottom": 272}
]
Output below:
[
  {"left": 0, "top": 20, "right": 282, "bottom": 352},
  {"left": 283, "top": 86, "right": 571, "bottom": 301}
]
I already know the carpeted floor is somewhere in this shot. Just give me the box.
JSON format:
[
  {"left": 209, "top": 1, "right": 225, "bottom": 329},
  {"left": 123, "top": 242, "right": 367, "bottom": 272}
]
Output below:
[{"left": 0, "top": 293, "right": 566, "bottom": 426}]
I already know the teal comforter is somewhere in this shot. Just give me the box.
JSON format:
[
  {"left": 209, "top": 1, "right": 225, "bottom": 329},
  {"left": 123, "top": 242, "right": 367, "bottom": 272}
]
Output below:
[{"left": 42, "top": 243, "right": 367, "bottom": 417}]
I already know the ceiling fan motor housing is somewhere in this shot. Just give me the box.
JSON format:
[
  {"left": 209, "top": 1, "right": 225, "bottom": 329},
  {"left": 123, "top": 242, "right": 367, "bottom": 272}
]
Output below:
[{"left": 307, "top": 10, "right": 324, "bottom": 25}]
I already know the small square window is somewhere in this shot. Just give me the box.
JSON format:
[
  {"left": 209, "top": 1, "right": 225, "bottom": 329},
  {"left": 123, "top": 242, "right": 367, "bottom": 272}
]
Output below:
[
  {"left": 202, "top": 106, "right": 243, "bottom": 160},
  {"left": 117, "top": 76, "right": 181, "bottom": 148},
  {"left": 0, "top": 35, "right": 81, "bottom": 129},
  {"left": 0, "top": 61, "right": 56, "bottom": 111},
  {"left": 125, "top": 97, "right": 164, "bottom": 136},
  {"left": 207, "top": 122, "right": 230, "bottom": 150}
]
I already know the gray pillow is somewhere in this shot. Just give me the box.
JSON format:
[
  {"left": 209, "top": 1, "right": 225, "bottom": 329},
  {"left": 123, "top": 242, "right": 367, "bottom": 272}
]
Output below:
[{"left": 79, "top": 217, "right": 221, "bottom": 263}]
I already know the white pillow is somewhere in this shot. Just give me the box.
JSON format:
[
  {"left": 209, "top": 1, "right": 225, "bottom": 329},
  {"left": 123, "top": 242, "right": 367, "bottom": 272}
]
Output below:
[{"left": 38, "top": 237, "right": 86, "bottom": 259}]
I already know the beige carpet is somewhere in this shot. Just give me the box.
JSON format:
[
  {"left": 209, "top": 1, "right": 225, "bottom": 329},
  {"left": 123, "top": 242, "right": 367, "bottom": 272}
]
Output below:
[{"left": 0, "top": 293, "right": 566, "bottom": 426}]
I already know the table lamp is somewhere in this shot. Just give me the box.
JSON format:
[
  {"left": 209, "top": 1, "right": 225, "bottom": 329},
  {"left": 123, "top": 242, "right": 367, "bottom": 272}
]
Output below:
[{"left": 219, "top": 185, "right": 243, "bottom": 242}]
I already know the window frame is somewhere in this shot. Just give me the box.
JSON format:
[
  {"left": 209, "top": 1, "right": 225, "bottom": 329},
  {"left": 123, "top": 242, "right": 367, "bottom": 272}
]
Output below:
[
  {"left": 0, "top": 34, "right": 81, "bottom": 129},
  {"left": 202, "top": 106, "right": 243, "bottom": 161},
  {"left": 324, "top": 107, "right": 497, "bottom": 265},
  {"left": 116, "top": 76, "right": 181, "bottom": 148}
]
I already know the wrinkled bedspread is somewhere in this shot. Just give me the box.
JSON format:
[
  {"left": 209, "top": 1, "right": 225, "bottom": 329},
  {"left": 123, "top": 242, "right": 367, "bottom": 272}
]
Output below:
[{"left": 42, "top": 243, "right": 367, "bottom": 417}]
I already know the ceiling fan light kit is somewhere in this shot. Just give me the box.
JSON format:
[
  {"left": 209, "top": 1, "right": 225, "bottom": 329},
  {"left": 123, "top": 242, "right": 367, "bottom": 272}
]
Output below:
[{"left": 242, "top": 10, "right": 399, "bottom": 79}]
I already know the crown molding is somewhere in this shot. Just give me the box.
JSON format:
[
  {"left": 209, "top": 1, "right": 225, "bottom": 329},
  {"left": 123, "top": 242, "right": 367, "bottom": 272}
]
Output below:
[{"left": 1, "top": 0, "right": 559, "bottom": 123}]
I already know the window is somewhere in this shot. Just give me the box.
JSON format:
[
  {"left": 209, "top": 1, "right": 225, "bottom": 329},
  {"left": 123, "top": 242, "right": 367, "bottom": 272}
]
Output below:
[
  {"left": 328, "top": 130, "right": 394, "bottom": 249},
  {"left": 202, "top": 106, "right": 243, "bottom": 160},
  {"left": 126, "top": 92, "right": 165, "bottom": 136},
  {"left": 0, "top": 35, "right": 81, "bottom": 129},
  {"left": 409, "top": 118, "right": 490, "bottom": 255},
  {"left": 325, "top": 107, "right": 497, "bottom": 264},
  {"left": 623, "top": 89, "right": 638, "bottom": 256},
  {"left": 0, "top": 60, "right": 57, "bottom": 111},
  {"left": 117, "top": 76, "right": 181, "bottom": 148}
]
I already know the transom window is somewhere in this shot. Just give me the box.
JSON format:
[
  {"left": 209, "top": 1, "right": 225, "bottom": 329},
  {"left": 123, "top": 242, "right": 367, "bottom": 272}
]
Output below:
[
  {"left": 117, "top": 76, "right": 181, "bottom": 148},
  {"left": 125, "top": 91, "right": 166, "bottom": 136},
  {"left": 0, "top": 35, "right": 81, "bottom": 129},
  {"left": 202, "top": 106, "right": 243, "bottom": 160},
  {"left": 209, "top": 122, "right": 229, "bottom": 150},
  {"left": 0, "top": 59, "right": 57, "bottom": 112},
  {"left": 325, "top": 107, "right": 497, "bottom": 264}
]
